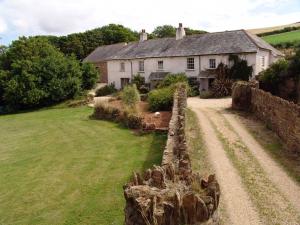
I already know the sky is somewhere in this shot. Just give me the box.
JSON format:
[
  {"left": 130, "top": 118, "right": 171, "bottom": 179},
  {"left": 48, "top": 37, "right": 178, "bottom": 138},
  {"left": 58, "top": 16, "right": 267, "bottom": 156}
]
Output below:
[{"left": 0, "top": 0, "right": 299, "bottom": 45}]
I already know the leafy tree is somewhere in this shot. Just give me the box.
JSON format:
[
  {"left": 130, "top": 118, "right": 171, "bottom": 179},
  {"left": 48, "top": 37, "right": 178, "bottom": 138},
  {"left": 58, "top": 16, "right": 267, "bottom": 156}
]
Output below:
[
  {"left": 152, "top": 25, "right": 176, "bottom": 38},
  {"left": 100, "top": 24, "right": 138, "bottom": 45},
  {"left": 258, "top": 59, "right": 289, "bottom": 95},
  {"left": 185, "top": 28, "right": 207, "bottom": 36},
  {"left": 0, "top": 45, "right": 7, "bottom": 55},
  {"left": 0, "top": 37, "right": 83, "bottom": 110},
  {"left": 228, "top": 55, "right": 253, "bottom": 81},
  {"left": 81, "top": 62, "right": 99, "bottom": 90}
]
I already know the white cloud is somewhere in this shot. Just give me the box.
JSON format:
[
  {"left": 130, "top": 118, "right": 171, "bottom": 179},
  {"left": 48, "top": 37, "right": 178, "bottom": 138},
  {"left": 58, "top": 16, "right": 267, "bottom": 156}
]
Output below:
[
  {"left": 0, "top": 0, "right": 299, "bottom": 38},
  {"left": 0, "top": 17, "right": 7, "bottom": 33}
]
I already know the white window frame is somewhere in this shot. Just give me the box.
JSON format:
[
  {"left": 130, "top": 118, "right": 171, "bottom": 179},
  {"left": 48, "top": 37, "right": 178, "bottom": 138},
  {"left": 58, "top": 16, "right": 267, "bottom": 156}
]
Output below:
[
  {"left": 209, "top": 59, "right": 216, "bottom": 69},
  {"left": 120, "top": 62, "right": 125, "bottom": 72},
  {"left": 157, "top": 60, "right": 164, "bottom": 70},
  {"left": 187, "top": 57, "right": 195, "bottom": 70},
  {"left": 138, "top": 61, "right": 144, "bottom": 72}
]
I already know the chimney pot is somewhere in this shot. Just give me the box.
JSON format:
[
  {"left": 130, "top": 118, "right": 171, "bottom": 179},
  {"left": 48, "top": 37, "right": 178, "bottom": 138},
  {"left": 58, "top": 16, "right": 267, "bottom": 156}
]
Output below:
[
  {"left": 139, "top": 29, "right": 147, "bottom": 42},
  {"left": 176, "top": 23, "right": 186, "bottom": 40}
]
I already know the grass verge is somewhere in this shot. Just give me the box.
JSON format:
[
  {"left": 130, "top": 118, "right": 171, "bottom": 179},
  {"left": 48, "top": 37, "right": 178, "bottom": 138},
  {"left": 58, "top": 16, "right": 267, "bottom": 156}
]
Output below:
[
  {"left": 208, "top": 112, "right": 300, "bottom": 225},
  {"left": 230, "top": 110, "right": 300, "bottom": 184},
  {"left": 0, "top": 106, "right": 167, "bottom": 225},
  {"left": 185, "top": 108, "right": 212, "bottom": 175}
]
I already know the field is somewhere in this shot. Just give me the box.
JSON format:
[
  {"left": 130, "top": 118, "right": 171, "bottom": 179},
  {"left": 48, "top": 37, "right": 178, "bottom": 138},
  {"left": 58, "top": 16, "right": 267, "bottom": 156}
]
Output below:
[
  {"left": 0, "top": 106, "right": 166, "bottom": 225},
  {"left": 248, "top": 22, "right": 300, "bottom": 35},
  {"left": 262, "top": 29, "right": 300, "bottom": 45}
]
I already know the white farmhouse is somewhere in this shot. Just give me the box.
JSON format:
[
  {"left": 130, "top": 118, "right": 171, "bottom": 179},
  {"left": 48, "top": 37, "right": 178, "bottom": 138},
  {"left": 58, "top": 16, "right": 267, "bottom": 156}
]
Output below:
[{"left": 84, "top": 23, "right": 283, "bottom": 91}]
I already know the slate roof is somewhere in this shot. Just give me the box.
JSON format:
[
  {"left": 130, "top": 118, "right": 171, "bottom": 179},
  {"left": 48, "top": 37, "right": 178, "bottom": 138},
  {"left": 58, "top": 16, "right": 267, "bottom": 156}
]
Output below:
[{"left": 84, "top": 30, "right": 283, "bottom": 62}]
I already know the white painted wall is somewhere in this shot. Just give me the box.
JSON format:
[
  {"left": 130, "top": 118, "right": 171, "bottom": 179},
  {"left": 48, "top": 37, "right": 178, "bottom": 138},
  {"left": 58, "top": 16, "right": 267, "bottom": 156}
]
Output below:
[{"left": 107, "top": 51, "right": 269, "bottom": 89}]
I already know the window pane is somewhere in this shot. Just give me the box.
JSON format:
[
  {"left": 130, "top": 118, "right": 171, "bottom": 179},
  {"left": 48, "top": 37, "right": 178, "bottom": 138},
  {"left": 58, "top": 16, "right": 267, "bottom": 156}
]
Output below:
[
  {"left": 158, "top": 61, "right": 163, "bottom": 70},
  {"left": 139, "top": 61, "right": 144, "bottom": 71},
  {"left": 187, "top": 58, "right": 195, "bottom": 70},
  {"left": 120, "top": 62, "right": 125, "bottom": 71},
  {"left": 209, "top": 59, "right": 216, "bottom": 69}
]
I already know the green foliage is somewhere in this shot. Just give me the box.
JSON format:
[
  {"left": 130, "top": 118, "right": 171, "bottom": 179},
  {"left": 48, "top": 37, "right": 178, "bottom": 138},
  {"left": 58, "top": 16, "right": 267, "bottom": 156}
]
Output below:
[
  {"left": 158, "top": 73, "right": 188, "bottom": 88},
  {"left": 39, "top": 24, "right": 138, "bottom": 60},
  {"left": 258, "top": 26, "right": 300, "bottom": 37},
  {"left": 152, "top": 25, "right": 176, "bottom": 38},
  {"left": 259, "top": 59, "right": 289, "bottom": 83},
  {"left": 263, "top": 29, "right": 300, "bottom": 46},
  {"left": 258, "top": 59, "right": 289, "bottom": 95},
  {"left": 152, "top": 25, "right": 207, "bottom": 38},
  {"left": 81, "top": 62, "right": 99, "bottom": 89},
  {"left": 229, "top": 55, "right": 253, "bottom": 81},
  {"left": 185, "top": 28, "right": 207, "bottom": 36},
  {"left": 188, "top": 77, "right": 200, "bottom": 96},
  {"left": 148, "top": 86, "right": 174, "bottom": 111},
  {"left": 0, "top": 37, "right": 83, "bottom": 110},
  {"left": 95, "top": 83, "right": 117, "bottom": 97},
  {"left": 131, "top": 73, "right": 145, "bottom": 89},
  {"left": 121, "top": 84, "right": 140, "bottom": 108}
]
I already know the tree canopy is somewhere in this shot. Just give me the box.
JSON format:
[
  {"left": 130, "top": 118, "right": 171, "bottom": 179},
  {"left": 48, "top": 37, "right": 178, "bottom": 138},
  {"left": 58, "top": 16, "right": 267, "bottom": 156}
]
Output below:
[
  {"left": 0, "top": 37, "right": 98, "bottom": 111},
  {"left": 151, "top": 25, "right": 207, "bottom": 39},
  {"left": 36, "top": 24, "right": 139, "bottom": 60}
]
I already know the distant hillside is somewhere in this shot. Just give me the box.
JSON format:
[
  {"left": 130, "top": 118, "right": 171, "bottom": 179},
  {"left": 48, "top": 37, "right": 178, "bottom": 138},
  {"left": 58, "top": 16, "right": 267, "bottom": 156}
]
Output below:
[
  {"left": 262, "top": 29, "right": 300, "bottom": 46},
  {"left": 248, "top": 22, "right": 300, "bottom": 35}
]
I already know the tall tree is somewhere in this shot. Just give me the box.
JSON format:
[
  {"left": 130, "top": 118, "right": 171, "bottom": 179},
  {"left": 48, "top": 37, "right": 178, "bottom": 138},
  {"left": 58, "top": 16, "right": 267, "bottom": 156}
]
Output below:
[{"left": 152, "top": 25, "right": 176, "bottom": 38}]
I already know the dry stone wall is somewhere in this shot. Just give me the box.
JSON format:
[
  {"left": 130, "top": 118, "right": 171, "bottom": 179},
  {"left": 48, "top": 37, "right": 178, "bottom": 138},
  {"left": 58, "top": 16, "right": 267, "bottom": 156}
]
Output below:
[
  {"left": 232, "top": 81, "right": 300, "bottom": 153},
  {"left": 124, "top": 85, "right": 220, "bottom": 225}
]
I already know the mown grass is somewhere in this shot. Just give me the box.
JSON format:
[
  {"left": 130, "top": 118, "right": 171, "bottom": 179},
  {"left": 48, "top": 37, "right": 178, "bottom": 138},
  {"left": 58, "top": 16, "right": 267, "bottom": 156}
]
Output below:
[
  {"left": 0, "top": 106, "right": 167, "bottom": 225},
  {"left": 263, "top": 29, "right": 300, "bottom": 45}
]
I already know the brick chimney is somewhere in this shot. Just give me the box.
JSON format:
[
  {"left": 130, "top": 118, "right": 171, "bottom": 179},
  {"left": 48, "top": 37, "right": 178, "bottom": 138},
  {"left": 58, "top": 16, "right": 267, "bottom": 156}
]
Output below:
[
  {"left": 139, "top": 29, "right": 147, "bottom": 42},
  {"left": 176, "top": 23, "right": 186, "bottom": 40}
]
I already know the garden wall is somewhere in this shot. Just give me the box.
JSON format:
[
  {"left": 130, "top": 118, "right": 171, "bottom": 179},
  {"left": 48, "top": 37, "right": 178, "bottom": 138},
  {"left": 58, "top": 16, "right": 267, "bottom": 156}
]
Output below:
[
  {"left": 232, "top": 82, "right": 300, "bottom": 153},
  {"left": 123, "top": 85, "right": 220, "bottom": 225}
]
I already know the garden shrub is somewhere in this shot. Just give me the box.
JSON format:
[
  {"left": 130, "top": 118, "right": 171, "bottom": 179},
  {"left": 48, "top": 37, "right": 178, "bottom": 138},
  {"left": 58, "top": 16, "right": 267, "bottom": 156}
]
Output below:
[
  {"left": 81, "top": 62, "right": 99, "bottom": 90},
  {"left": 121, "top": 84, "right": 140, "bottom": 108},
  {"left": 93, "top": 101, "right": 142, "bottom": 129},
  {"left": 211, "top": 79, "right": 233, "bottom": 98},
  {"left": 95, "top": 83, "right": 117, "bottom": 96},
  {"left": 148, "top": 86, "right": 174, "bottom": 111},
  {"left": 132, "top": 74, "right": 144, "bottom": 89},
  {"left": 188, "top": 77, "right": 200, "bottom": 96},
  {"left": 158, "top": 73, "right": 188, "bottom": 88},
  {"left": 258, "top": 59, "right": 289, "bottom": 94}
]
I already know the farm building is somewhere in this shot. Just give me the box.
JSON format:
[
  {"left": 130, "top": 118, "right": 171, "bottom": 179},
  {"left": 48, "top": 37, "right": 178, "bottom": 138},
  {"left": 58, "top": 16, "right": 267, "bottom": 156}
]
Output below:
[{"left": 84, "top": 23, "right": 283, "bottom": 90}]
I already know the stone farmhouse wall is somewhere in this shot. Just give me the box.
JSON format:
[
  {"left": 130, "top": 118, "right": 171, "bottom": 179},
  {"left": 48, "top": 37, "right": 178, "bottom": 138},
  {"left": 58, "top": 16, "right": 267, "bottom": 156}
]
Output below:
[
  {"left": 123, "top": 85, "right": 220, "bottom": 225},
  {"left": 232, "top": 81, "right": 300, "bottom": 153}
]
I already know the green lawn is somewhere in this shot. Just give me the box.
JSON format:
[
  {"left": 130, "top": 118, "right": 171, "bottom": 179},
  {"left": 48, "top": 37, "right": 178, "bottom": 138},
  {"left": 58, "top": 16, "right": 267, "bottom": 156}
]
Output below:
[
  {"left": 0, "top": 106, "right": 166, "bottom": 225},
  {"left": 263, "top": 29, "right": 300, "bottom": 45}
]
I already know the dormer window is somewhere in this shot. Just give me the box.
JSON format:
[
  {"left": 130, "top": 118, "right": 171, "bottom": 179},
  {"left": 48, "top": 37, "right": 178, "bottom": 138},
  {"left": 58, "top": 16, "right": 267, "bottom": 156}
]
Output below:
[
  {"left": 209, "top": 59, "right": 216, "bottom": 69},
  {"left": 158, "top": 60, "right": 164, "bottom": 70},
  {"left": 120, "top": 62, "right": 125, "bottom": 72}
]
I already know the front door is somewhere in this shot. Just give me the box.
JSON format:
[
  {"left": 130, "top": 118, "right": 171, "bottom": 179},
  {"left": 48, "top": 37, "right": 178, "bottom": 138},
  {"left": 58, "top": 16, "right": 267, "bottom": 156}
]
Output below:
[{"left": 121, "top": 78, "right": 130, "bottom": 89}]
